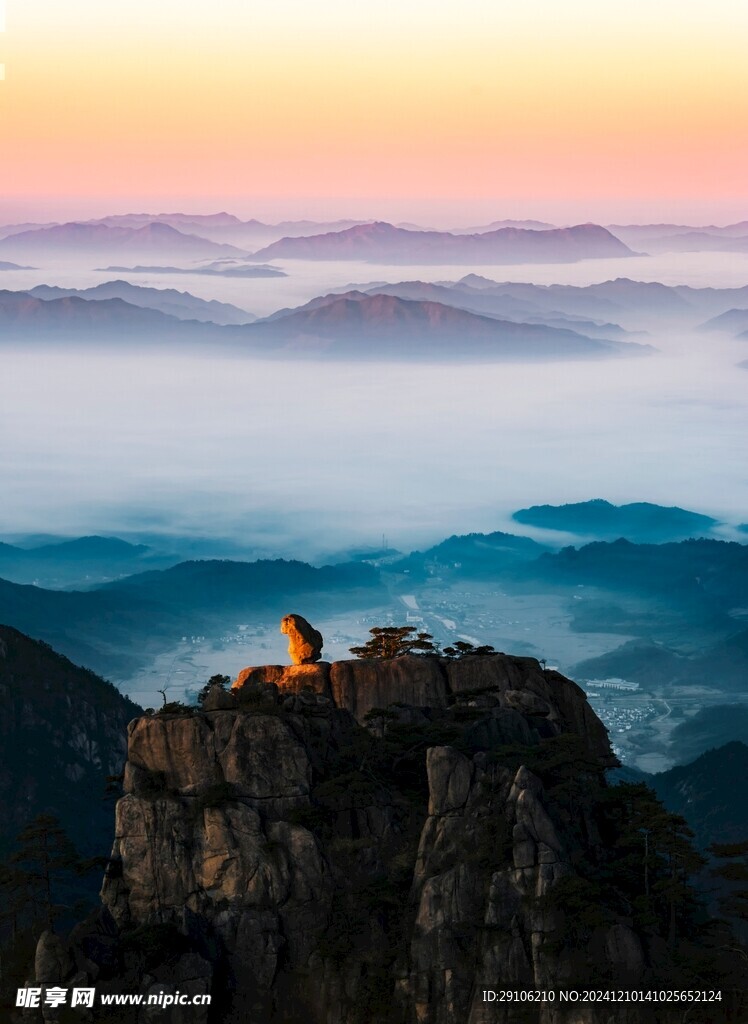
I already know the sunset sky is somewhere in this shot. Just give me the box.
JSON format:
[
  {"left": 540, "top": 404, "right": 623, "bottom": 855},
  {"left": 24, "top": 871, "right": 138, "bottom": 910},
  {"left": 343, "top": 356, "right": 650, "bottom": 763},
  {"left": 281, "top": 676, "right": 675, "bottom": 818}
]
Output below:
[{"left": 1, "top": 0, "right": 746, "bottom": 223}]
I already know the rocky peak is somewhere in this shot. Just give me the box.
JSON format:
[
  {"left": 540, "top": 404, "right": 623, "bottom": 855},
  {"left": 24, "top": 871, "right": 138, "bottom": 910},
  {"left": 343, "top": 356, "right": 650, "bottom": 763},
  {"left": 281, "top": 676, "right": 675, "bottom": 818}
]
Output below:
[
  {"left": 22, "top": 642, "right": 737, "bottom": 1022},
  {"left": 232, "top": 649, "right": 614, "bottom": 766}
]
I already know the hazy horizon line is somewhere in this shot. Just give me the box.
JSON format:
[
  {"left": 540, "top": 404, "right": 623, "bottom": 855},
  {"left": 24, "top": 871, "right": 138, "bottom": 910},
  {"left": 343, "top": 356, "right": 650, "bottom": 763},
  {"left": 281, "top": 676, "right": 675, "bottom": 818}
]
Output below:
[{"left": 1, "top": 197, "right": 746, "bottom": 230}]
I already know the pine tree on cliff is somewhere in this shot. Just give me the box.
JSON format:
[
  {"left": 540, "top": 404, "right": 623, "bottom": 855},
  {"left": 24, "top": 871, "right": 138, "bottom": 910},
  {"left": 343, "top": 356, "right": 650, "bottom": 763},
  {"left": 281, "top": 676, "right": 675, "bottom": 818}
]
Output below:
[
  {"left": 350, "top": 626, "right": 437, "bottom": 659},
  {"left": 197, "top": 674, "right": 231, "bottom": 707},
  {"left": 601, "top": 783, "right": 704, "bottom": 943},
  {"left": 442, "top": 639, "right": 496, "bottom": 657},
  {"left": 0, "top": 863, "right": 31, "bottom": 946},
  {"left": 9, "top": 815, "right": 81, "bottom": 929}
]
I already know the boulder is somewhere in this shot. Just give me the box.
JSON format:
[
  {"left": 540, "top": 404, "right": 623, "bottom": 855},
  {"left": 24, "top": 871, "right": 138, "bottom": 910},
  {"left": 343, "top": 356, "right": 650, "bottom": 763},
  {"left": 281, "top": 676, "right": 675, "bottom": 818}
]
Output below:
[{"left": 280, "top": 614, "right": 324, "bottom": 664}]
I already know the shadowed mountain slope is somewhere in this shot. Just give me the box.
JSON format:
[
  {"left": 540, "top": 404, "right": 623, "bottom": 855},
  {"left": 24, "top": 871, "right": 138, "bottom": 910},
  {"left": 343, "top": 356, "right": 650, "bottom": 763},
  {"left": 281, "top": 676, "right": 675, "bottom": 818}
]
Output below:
[
  {"left": 0, "top": 625, "right": 142, "bottom": 855},
  {"left": 652, "top": 742, "right": 748, "bottom": 847}
]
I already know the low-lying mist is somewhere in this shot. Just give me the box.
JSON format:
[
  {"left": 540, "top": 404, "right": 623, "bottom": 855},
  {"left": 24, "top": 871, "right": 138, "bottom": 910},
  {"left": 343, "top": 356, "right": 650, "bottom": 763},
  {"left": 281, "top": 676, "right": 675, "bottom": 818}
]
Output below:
[{"left": 3, "top": 326, "right": 746, "bottom": 558}]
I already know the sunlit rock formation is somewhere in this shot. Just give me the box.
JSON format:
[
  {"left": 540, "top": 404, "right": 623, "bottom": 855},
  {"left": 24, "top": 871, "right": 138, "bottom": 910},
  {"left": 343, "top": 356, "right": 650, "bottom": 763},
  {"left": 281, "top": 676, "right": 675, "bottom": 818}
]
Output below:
[
  {"left": 280, "top": 613, "right": 324, "bottom": 664},
  {"left": 232, "top": 646, "right": 612, "bottom": 764},
  {"left": 23, "top": 646, "right": 728, "bottom": 1023}
]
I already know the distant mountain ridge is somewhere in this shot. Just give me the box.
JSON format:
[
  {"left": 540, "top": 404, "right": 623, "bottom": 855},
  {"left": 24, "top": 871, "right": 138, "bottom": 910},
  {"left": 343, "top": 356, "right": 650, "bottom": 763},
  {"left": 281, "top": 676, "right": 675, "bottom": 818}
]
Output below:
[
  {"left": 27, "top": 280, "right": 255, "bottom": 325},
  {"left": 97, "top": 557, "right": 383, "bottom": 611},
  {"left": 344, "top": 276, "right": 748, "bottom": 331},
  {"left": 512, "top": 499, "right": 718, "bottom": 542},
  {"left": 456, "top": 218, "right": 557, "bottom": 233},
  {"left": 532, "top": 538, "right": 748, "bottom": 617},
  {"left": 1, "top": 288, "right": 652, "bottom": 362},
  {"left": 392, "top": 530, "right": 547, "bottom": 580},
  {"left": 0, "top": 557, "right": 385, "bottom": 674},
  {"left": 245, "top": 290, "right": 650, "bottom": 360},
  {"left": 573, "top": 630, "right": 748, "bottom": 695},
  {"left": 0, "top": 535, "right": 177, "bottom": 588},
  {"left": 81, "top": 212, "right": 369, "bottom": 247},
  {"left": 0, "top": 212, "right": 371, "bottom": 249},
  {"left": 0, "top": 290, "right": 202, "bottom": 338},
  {"left": 699, "top": 308, "right": 748, "bottom": 336},
  {"left": 248, "top": 221, "right": 635, "bottom": 264},
  {"left": 0, "top": 220, "right": 248, "bottom": 261},
  {"left": 608, "top": 222, "right": 748, "bottom": 254}
]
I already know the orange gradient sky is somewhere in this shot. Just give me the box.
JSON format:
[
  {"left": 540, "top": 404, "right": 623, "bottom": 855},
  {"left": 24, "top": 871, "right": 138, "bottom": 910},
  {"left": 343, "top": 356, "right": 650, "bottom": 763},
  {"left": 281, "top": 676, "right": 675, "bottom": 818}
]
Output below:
[{"left": 1, "top": 0, "right": 747, "bottom": 223}]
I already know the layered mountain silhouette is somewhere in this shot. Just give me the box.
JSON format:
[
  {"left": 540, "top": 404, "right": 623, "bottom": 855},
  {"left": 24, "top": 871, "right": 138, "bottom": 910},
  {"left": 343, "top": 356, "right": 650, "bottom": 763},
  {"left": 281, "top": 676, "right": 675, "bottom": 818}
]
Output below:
[
  {"left": 0, "top": 535, "right": 176, "bottom": 588},
  {"left": 0, "top": 291, "right": 199, "bottom": 339},
  {"left": 0, "top": 575, "right": 180, "bottom": 675},
  {"left": 27, "top": 280, "right": 255, "bottom": 325},
  {"left": 244, "top": 291, "right": 651, "bottom": 360},
  {"left": 392, "top": 530, "right": 547, "bottom": 581},
  {"left": 608, "top": 225, "right": 748, "bottom": 255},
  {"left": 248, "top": 221, "right": 635, "bottom": 264},
  {"left": 345, "top": 276, "right": 748, "bottom": 331},
  {"left": 0, "top": 559, "right": 385, "bottom": 674},
  {"left": 574, "top": 628, "right": 748, "bottom": 695},
  {"left": 449, "top": 275, "right": 693, "bottom": 319},
  {"left": 608, "top": 221, "right": 748, "bottom": 250},
  {"left": 98, "top": 557, "right": 381, "bottom": 610},
  {"left": 456, "top": 218, "right": 557, "bottom": 233},
  {"left": 534, "top": 537, "right": 748, "bottom": 603},
  {"left": 647, "top": 232, "right": 748, "bottom": 254},
  {"left": 82, "top": 213, "right": 369, "bottom": 247},
  {"left": 340, "top": 280, "right": 638, "bottom": 339},
  {"left": 0, "top": 288, "right": 653, "bottom": 361},
  {"left": 0, "top": 220, "right": 57, "bottom": 240},
  {"left": 0, "top": 212, "right": 370, "bottom": 249},
  {"left": 512, "top": 498, "right": 718, "bottom": 542},
  {"left": 699, "top": 308, "right": 748, "bottom": 336},
  {"left": 0, "top": 221, "right": 247, "bottom": 262}
]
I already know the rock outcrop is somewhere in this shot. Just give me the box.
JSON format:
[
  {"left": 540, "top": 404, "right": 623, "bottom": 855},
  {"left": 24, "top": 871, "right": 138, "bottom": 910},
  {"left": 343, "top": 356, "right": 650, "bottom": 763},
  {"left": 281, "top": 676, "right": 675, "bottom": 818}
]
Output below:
[
  {"left": 280, "top": 613, "right": 324, "bottom": 664},
  {"left": 234, "top": 662, "right": 332, "bottom": 698},
  {"left": 233, "top": 652, "right": 613, "bottom": 766},
  {"left": 23, "top": 652, "right": 733, "bottom": 1023}
]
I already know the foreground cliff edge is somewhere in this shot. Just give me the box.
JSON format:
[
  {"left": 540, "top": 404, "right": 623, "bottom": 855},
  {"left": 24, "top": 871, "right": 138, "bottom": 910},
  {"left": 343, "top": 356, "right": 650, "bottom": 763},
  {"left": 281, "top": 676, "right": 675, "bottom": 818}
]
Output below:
[{"left": 15, "top": 641, "right": 748, "bottom": 1023}]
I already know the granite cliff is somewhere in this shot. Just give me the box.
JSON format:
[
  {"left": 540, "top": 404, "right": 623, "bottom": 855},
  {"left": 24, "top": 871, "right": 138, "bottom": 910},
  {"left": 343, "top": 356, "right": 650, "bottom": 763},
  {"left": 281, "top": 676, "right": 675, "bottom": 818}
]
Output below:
[{"left": 17, "top": 650, "right": 745, "bottom": 1023}]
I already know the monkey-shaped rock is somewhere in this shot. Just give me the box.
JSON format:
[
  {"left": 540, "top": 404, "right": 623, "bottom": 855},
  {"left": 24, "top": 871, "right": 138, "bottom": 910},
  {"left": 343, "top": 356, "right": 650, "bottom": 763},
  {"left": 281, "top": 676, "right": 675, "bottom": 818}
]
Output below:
[{"left": 280, "top": 614, "right": 323, "bottom": 665}]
